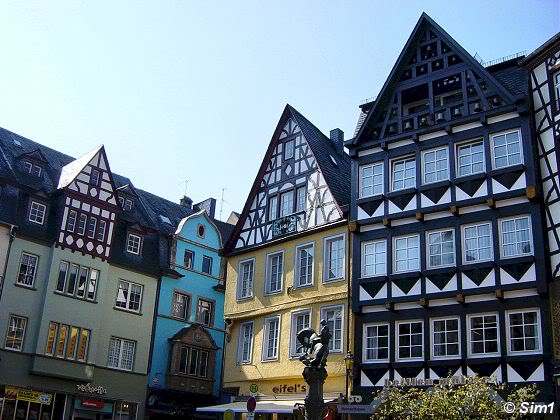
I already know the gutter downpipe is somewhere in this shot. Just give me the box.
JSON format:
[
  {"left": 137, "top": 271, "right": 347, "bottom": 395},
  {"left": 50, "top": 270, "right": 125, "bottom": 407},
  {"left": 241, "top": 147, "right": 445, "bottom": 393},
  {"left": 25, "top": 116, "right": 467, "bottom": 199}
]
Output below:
[{"left": 0, "top": 224, "right": 16, "bottom": 303}]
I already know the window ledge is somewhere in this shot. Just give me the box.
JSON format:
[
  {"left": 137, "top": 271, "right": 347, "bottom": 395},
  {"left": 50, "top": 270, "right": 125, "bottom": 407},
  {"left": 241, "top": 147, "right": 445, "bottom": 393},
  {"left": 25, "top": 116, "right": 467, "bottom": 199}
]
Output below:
[
  {"left": 459, "top": 260, "right": 495, "bottom": 271},
  {"left": 419, "top": 180, "right": 450, "bottom": 191},
  {"left": 323, "top": 277, "right": 345, "bottom": 284},
  {"left": 454, "top": 172, "right": 486, "bottom": 184},
  {"left": 386, "top": 187, "right": 416, "bottom": 199},
  {"left": 489, "top": 163, "right": 525, "bottom": 177},
  {"left": 292, "top": 284, "right": 314, "bottom": 290},
  {"left": 465, "top": 356, "right": 501, "bottom": 363},
  {"left": 498, "top": 255, "right": 535, "bottom": 266},
  {"left": 236, "top": 296, "right": 255, "bottom": 303},
  {"left": 359, "top": 275, "right": 388, "bottom": 283},
  {"left": 389, "top": 271, "right": 421, "bottom": 281},
  {"left": 54, "top": 290, "right": 97, "bottom": 304},
  {"left": 357, "top": 194, "right": 384, "bottom": 204},
  {"left": 424, "top": 266, "right": 457, "bottom": 276},
  {"left": 113, "top": 306, "right": 142, "bottom": 316},
  {"left": 14, "top": 283, "right": 37, "bottom": 291}
]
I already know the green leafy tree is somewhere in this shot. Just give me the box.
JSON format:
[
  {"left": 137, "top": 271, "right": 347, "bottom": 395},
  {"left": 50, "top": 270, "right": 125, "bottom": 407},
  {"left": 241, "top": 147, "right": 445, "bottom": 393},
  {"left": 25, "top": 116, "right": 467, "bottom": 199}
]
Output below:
[{"left": 371, "top": 375, "right": 537, "bottom": 419}]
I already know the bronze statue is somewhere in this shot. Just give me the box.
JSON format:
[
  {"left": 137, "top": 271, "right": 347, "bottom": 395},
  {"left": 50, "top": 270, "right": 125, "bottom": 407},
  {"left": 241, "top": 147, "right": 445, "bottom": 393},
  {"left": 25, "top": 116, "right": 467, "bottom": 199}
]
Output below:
[{"left": 296, "top": 319, "right": 331, "bottom": 368}]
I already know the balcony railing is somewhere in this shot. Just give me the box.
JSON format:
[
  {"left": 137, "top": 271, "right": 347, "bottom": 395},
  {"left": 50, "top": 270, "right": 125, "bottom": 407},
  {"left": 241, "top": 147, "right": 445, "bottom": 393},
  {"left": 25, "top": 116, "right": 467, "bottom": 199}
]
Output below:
[{"left": 272, "top": 212, "right": 304, "bottom": 238}]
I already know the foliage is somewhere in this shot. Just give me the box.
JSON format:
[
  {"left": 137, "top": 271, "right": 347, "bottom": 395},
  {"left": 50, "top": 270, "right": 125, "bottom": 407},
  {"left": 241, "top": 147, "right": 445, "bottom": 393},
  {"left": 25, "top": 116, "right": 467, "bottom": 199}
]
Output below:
[{"left": 371, "top": 375, "right": 538, "bottom": 420}]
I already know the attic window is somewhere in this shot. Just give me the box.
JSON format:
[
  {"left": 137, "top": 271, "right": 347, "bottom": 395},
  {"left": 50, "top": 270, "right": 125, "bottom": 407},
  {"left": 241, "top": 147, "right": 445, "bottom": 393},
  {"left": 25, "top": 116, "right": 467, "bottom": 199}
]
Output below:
[
  {"left": 329, "top": 155, "right": 338, "bottom": 166},
  {"left": 90, "top": 169, "right": 100, "bottom": 186},
  {"left": 197, "top": 224, "right": 206, "bottom": 238},
  {"left": 119, "top": 197, "right": 134, "bottom": 211},
  {"left": 23, "top": 161, "right": 42, "bottom": 177},
  {"left": 159, "top": 215, "right": 172, "bottom": 225},
  {"left": 284, "top": 140, "right": 295, "bottom": 160}
]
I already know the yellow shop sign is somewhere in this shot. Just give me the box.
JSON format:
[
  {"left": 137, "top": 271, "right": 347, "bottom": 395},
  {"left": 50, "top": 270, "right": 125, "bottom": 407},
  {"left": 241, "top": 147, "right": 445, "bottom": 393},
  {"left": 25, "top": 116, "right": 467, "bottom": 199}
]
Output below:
[{"left": 5, "top": 387, "right": 52, "bottom": 405}]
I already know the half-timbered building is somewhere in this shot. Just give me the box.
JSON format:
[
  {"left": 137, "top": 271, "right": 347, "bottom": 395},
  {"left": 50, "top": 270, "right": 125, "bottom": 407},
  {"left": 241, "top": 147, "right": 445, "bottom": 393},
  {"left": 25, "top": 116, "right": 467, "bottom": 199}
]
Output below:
[
  {"left": 523, "top": 31, "right": 560, "bottom": 405},
  {"left": 347, "top": 14, "right": 553, "bottom": 403}
]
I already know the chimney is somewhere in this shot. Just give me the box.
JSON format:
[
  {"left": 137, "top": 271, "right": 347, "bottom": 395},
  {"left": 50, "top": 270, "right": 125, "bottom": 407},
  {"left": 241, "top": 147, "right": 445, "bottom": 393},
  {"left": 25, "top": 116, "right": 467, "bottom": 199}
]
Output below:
[
  {"left": 180, "top": 196, "right": 193, "bottom": 210},
  {"left": 330, "top": 128, "right": 344, "bottom": 154},
  {"left": 194, "top": 197, "right": 217, "bottom": 219}
]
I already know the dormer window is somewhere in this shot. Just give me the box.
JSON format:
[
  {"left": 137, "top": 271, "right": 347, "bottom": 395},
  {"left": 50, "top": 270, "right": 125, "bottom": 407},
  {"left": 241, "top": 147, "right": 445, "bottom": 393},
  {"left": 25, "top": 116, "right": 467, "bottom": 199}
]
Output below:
[
  {"left": 126, "top": 233, "right": 142, "bottom": 255},
  {"left": 90, "top": 169, "right": 100, "bottom": 186},
  {"left": 23, "top": 161, "right": 42, "bottom": 177},
  {"left": 119, "top": 197, "right": 134, "bottom": 211}
]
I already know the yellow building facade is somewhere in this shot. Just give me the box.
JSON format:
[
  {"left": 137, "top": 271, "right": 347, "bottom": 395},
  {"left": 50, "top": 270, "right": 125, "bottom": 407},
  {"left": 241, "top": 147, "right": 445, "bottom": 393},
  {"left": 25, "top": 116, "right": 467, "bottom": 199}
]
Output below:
[{"left": 220, "top": 105, "right": 352, "bottom": 412}]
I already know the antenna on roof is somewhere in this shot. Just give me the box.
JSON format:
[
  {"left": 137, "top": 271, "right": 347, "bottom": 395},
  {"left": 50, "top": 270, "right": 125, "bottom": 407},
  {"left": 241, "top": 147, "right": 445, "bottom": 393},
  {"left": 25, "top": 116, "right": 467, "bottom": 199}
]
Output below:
[
  {"left": 219, "top": 188, "right": 230, "bottom": 221},
  {"left": 183, "top": 179, "right": 189, "bottom": 196}
]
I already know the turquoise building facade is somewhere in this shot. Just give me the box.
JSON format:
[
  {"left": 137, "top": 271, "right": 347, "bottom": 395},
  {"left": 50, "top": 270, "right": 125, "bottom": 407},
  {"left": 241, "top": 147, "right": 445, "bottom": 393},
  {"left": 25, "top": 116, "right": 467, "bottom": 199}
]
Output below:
[{"left": 146, "top": 210, "right": 230, "bottom": 418}]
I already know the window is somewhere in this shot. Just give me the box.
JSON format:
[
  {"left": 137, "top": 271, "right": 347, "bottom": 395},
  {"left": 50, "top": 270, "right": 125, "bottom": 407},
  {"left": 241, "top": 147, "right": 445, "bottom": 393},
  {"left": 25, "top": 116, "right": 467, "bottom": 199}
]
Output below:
[
  {"left": 324, "top": 235, "right": 344, "bottom": 281},
  {"left": 360, "top": 163, "right": 384, "bottom": 197},
  {"left": 178, "top": 346, "right": 208, "bottom": 377},
  {"left": 237, "top": 259, "right": 254, "bottom": 300},
  {"left": 265, "top": 252, "right": 283, "bottom": 294},
  {"left": 66, "top": 210, "right": 77, "bottom": 232},
  {"left": 500, "top": 216, "right": 532, "bottom": 258},
  {"left": 280, "top": 191, "right": 294, "bottom": 217},
  {"left": 492, "top": 130, "right": 523, "bottom": 169},
  {"left": 290, "top": 310, "right": 311, "bottom": 357},
  {"left": 362, "top": 240, "right": 386, "bottom": 277},
  {"left": 126, "top": 233, "right": 142, "bottom": 255},
  {"left": 189, "top": 348, "right": 199, "bottom": 375},
  {"left": 56, "top": 261, "right": 99, "bottom": 301},
  {"left": 422, "top": 147, "right": 448, "bottom": 184},
  {"left": 284, "top": 139, "right": 294, "bottom": 159},
  {"left": 87, "top": 217, "right": 97, "bottom": 239},
  {"left": 202, "top": 256, "right": 213, "bottom": 275},
  {"left": 197, "top": 224, "right": 205, "bottom": 238},
  {"left": 507, "top": 309, "right": 541, "bottom": 354},
  {"left": 115, "top": 280, "right": 143, "bottom": 312},
  {"left": 97, "top": 220, "right": 106, "bottom": 241},
  {"left": 296, "top": 187, "right": 306, "bottom": 212},
  {"left": 196, "top": 299, "right": 214, "bottom": 326},
  {"left": 393, "top": 235, "right": 420, "bottom": 273},
  {"left": 432, "top": 318, "right": 460, "bottom": 359},
  {"left": 363, "top": 323, "right": 389, "bottom": 362},
  {"left": 463, "top": 222, "right": 493, "bottom": 263},
  {"left": 321, "top": 306, "right": 343, "bottom": 352},
  {"left": 262, "top": 317, "right": 280, "bottom": 361},
  {"left": 555, "top": 71, "right": 560, "bottom": 105},
  {"left": 184, "top": 250, "right": 194, "bottom": 268},
  {"left": 119, "top": 197, "right": 134, "bottom": 211},
  {"left": 17, "top": 253, "right": 38, "bottom": 287},
  {"left": 295, "top": 244, "right": 313, "bottom": 287},
  {"left": 268, "top": 196, "right": 278, "bottom": 221},
  {"left": 457, "top": 140, "right": 484, "bottom": 177},
  {"left": 238, "top": 321, "right": 254, "bottom": 364},
  {"left": 179, "top": 347, "right": 189, "bottom": 374},
  {"left": 391, "top": 156, "right": 416, "bottom": 191},
  {"left": 427, "top": 229, "right": 455, "bottom": 268},
  {"left": 90, "top": 169, "right": 100, "bottom": 186},
  {"left": 200, "top": 351, "right": 209, "bottom": 377},
  {"left": 397, "top": 321, "right": 423, "bottom": 360},
  {"left": 468, "top": 313, "right": 499, "bottom": 356},
  {"left": 45, "top": 322, "right": 90, "bottom": 362},
  {"left": 77, "top": 214, "right": 87, "bottom": 236},
  {"left": 29, "top": 201, "right": 46, "bottom": 225},
  {"left": 108, "top": 337, "right": 135, "bottom": 371},
  {"left": 5, "top": 315, "right": 27, "bottom": 351},
  {"left": 23, "top": 161, "right": 42, "bottom": 177},
  {"left": 171, "top": 292, "right": 190, "bottom": 320}
]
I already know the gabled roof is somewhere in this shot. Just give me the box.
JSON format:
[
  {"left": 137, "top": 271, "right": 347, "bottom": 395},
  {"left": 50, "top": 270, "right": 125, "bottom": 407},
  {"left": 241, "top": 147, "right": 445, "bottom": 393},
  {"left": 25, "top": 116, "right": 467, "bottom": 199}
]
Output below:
[
  {"left": 350, "top": 12, "right": 518, "bottom": 146},
  {"left": 522, "top": 31, "right": 560, "bottom": 66},
  {"left": 57, "top": 145, "right": 103, "bottom": 189},
  {"left": 224, "top": 104, "right": 350, "bottom": 253}
]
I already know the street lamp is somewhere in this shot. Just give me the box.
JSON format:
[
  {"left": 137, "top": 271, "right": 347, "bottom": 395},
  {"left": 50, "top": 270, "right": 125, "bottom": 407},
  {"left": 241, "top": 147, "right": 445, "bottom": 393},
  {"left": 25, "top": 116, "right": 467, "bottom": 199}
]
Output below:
[{"left": 344, "top": 351, "right": 354, "bottom": 401}]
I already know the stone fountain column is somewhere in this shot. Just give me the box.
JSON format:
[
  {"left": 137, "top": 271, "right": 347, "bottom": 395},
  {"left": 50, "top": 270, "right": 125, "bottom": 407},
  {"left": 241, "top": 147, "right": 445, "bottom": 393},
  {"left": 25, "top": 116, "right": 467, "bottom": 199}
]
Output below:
[{"left": 303, "top": 366, "right": 328, "bottom": 420}]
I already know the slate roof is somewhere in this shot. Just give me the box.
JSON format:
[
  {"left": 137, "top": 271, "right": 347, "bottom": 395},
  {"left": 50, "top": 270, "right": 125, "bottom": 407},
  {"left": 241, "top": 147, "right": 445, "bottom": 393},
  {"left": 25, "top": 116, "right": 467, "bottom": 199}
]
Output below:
[
  {"left": 487, "top": 59, "right": 529, "bottom": 97},
  {"left": 288, "top": 105, "right": 351, "bottom": 209}
]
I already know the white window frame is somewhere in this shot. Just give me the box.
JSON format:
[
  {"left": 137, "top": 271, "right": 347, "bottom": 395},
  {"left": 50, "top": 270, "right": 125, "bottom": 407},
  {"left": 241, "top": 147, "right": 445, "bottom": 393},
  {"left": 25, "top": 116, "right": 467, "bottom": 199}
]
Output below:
[
  {"left": 426, "top": 228, "right": 456, "bottom": 269},
  {"left": 237, "top": 321, "right": 254, "bottom": 364},
  {"left": 320, "top": 305, "right": 344, "bottom": 353},
  {"left": 284, "top": 139, "right": 295, "bottom": 160},
  {"left": 505, "top": 309, "right": 542, "bottom": 356},
  {"left": 467, "top": 312, "right": 500, "bottom": 358},
  {"left": 499, "top": 215, "right": 533, "bottom": 259},
  {"left": 430, "top": 317, "right": 461, "bottom": 360},
  {"left": 361, "top": 239, "right": 387, "bottom": 277},
  {"left": 555, "top": 71, "right": 560, "bottom": 103},
  {"left": 362, "top": 322, "right": 390, "bottom": 362},
  {"left": 323, "top": 234, "right": 345, "bottom": 283},
  {"left": 265, "top": 251, "right": 284, "bottom": 295},
  {"left": 5, "top": 315, "right": 27, "bottom": 351},
  {"left": 280, "top": 191, "right": 294, "bottom": 217},
  {"left": 115, "top": 280, "right": 144, "bottom": 313},
  {"left": 126, "top": 233, "right": 142, "bottom": 255},
  {"left": 261, "top": 316, "right": 280, "bottom": 361},
  {"left": 237, "top": 258, "right": 255, "bottom": 301},
  {"left": 490, "top": 129, "right": 524, "bottom": 169},
  {"left": 295, "top": 243, "right": 314, "bottom": 288},
  {"left": 421, "top": 146, "right": 449, "bottom": 185},
  {"left": 461, "top": 222, "right": 493, "bottom": 264},
  {"left": 290, "top": 309, "right": 312, "bottom": 358},
  {"left": 268, "top": 196, "right": 278, "bottom": 221},
  {"left": 390, "top": 155, "right": 416, "bottom": 192},
  {"left": 456, "top": 139, "right": 485, "bottom": 178},
  {"left": 28, "top": 201, "right": 46, "bottom": 225},
  {"left": 17, "top": 252, "right": 39, "bottom": 287},
  {"left": 393, "top": 234, "right": 420, "bottom": 273},
  {"left": 396, "top": 320, "right": 424, "bottom": 361},
  {"left": 107, "top": 337, "right": 136, "bottom": 371},
  {"left": 296, "top": 186, "right": 306, "bottom": 213},
  {"left": 359, "top": 162, "right": 384, "bottom": 198}
]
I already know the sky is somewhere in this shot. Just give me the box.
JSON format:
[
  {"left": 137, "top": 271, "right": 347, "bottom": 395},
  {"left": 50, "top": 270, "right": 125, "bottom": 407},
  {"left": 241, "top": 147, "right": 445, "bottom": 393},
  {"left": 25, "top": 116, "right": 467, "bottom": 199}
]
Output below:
[{"left": 0, "top": 1, "right": 558, "bottom": 220}]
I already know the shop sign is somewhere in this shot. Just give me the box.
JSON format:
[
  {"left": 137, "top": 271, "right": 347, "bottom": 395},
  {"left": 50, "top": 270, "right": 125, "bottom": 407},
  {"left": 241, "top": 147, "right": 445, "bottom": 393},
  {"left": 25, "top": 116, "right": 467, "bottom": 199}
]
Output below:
[
  {"left": 5, "top": 387, "right": 52, "bottom": 405},
  {"left": 76, "top": 383, "right": 107, "bottom": 395},
  {"left": 383, "top": 374, "right": 499, "bottom": 387},
  {"left": 272, "top": 384, "right": 307, "bottom": 394},
  {"left": 81, "top": 400, "right": 105, "bottom": 409},
  {"left": 338, "top": 404, "right": 374, "bottom": 414}
]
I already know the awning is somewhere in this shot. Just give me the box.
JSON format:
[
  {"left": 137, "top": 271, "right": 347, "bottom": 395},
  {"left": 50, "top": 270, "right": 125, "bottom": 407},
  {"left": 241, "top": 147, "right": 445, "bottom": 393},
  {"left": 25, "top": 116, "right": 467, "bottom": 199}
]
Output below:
[{"left": 197, "top": 400, "right": 304, "bottom": 414}]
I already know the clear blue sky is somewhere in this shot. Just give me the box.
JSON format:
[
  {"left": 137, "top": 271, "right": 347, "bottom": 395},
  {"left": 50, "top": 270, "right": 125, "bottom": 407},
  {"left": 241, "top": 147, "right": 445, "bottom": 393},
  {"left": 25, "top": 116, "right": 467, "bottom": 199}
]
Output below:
[{"left": 0, "top": 1, "right": 558, "bottom": 219}]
